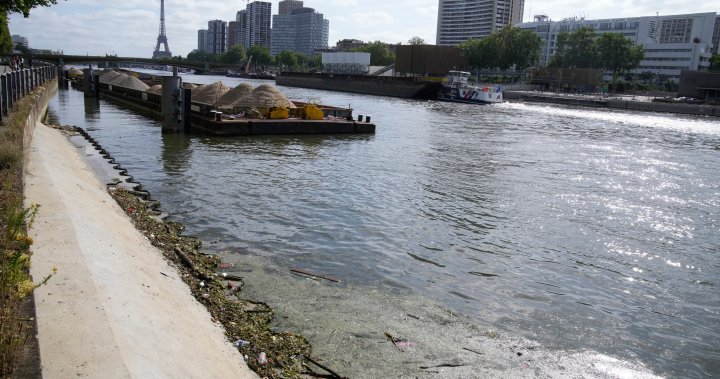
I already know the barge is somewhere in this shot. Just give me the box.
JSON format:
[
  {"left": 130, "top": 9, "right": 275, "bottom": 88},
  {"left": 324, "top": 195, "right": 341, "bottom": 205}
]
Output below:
[
  {"left": 276, "top": 72, "right": 441, "bottom": 100},
  {"left": 79, "top": 77, "right": 376, "bottom": 136}
]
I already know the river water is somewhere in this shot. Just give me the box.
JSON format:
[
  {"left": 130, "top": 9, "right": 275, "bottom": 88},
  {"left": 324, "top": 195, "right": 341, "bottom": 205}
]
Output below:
[{"left": 47, "top": 73, "right": 719, "bottom": 377}]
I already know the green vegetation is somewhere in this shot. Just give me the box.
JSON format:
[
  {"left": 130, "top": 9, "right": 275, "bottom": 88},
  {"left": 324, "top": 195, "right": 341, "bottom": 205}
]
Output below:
[
  {"left": 710, "top": 54, "right": 720, "bottom": 71},
  {"left": 595, "top": 33, "right": 644, "bottom": 91},
  {"left": 0, "top": 87, "right": 54, "bottom": 377},
  {"left": 1, "top": 0, "right": 63, "bottom": 17},
  {"left": 352, "top": 41, "right": 395, "bottom": 66},
  {"left": 549, "top": 26, "right": 599, "bottom": 68},
  {"left": 549, "top": 27, "right": 644, "bottom": 91},
  {"left": 407, "top": 36, "right": 425, "bottom": 45},
  {"left": 219, "top": 45, "right": 247, "bottom": 65},
  {"left": 275, "top": 49, "right": 320, "bottom": 71},
  {"left": 1, "top": 0, "right": 66, "bottom": 54},
  {"left": 247, "top": 45, "right": 272, "bottom": 67},
  {"left": 459, "top": 26, "right": 542, "bottom": 70},
  {"left": 0, "top": 13, "right": 11, "bottom": 54}
]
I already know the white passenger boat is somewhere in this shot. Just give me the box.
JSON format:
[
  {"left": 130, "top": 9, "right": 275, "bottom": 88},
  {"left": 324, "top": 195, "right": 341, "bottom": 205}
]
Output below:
[{"left": 438, "top": 70, "right": 503, "bottom": 104}]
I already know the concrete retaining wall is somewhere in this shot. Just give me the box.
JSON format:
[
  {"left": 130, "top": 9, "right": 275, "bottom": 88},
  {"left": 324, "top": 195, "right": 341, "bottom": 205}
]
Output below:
[{"left": 23, "top": 79, "right": 58, "bottom": 166}]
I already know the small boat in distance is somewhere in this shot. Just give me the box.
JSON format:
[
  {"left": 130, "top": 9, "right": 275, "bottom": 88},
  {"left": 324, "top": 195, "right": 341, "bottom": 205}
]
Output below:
[{"left": 438, "top": 71, "right": 503, "bottom": 104}]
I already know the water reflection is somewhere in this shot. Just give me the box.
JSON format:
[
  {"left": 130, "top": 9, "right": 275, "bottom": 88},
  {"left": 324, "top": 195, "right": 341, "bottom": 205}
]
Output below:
[
  {"left": 83, "top": 96, "right": 100, "bottom": 123},
  {"left": 161, "top": 132, "right": 192, "bottom": 175}
]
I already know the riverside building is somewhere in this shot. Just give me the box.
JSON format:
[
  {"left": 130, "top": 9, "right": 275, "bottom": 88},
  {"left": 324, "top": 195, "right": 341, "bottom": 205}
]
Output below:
[
  {"left": 200, "top": 20, "right": 227, "bottom": 54},
  {"left": 436, "top": 0, "right": 525, "bottom": 46},
  {"left": 517, "top": 12, "right": 719, "bottom": 80},
  {"left": 233, "top": 2, "right": 272, "bottom": 51},
  {"left": 271, "top": 2, "right": 329, "bottom": 56}
]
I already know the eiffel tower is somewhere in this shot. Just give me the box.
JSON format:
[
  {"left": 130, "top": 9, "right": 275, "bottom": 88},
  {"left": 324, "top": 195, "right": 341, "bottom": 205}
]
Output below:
[{"left": 152, "top": 0, "right": 172, "bottom": 59}]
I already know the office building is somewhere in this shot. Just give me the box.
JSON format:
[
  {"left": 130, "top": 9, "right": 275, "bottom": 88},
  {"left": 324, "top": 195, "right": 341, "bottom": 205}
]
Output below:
[
  {"left": 436, "top": 0, "right": 525, "bottom": 46},
  {"left": 271, "top": 6, "right": 329, "bottom": 56},
  {"left": 279, "top": 0, "right": 303, "bottom": 15},
  {"left": 712, "top": 16, "right": 720, "bottom": 54},
  {"left": 518, "top": 12, "right": 718, "bottom": 80}
]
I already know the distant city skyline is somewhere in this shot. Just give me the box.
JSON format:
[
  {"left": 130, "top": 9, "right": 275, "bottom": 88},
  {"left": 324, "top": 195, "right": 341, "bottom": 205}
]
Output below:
[{"left": 7, "top": 0, "right": 719, "bottom": 57}]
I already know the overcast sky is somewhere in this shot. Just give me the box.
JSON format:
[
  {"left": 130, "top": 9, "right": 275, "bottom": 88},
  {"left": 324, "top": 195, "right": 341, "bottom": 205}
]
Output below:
[{"left": 7, "top": 0, "right": 718, "bottom": 58}]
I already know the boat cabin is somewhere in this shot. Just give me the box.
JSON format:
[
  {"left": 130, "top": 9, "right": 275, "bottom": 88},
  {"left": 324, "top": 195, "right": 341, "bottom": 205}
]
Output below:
[{"left": 445, "top": 71, "right": 471, "bottom": 87}]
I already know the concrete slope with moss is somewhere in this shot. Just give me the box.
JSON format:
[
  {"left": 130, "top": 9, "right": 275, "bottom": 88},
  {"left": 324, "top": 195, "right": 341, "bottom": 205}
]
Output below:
[{"left": 24, "top": 119, "right": 259, "bottom": 378}]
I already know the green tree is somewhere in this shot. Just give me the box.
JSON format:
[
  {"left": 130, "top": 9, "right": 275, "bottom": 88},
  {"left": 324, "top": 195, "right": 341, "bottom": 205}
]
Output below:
[
  {"left": 276, "top": 49, "right": 298, "bottom": 69},
  {"left": 459, "top": 38, "right": 492, "bottom": 69},
  {"left": 549, "top": 26, "right": 598, "bottom": 68},
  {"left": 352, "top": 41, "right": 394, "bottom": 65},
  {"left": 459, "top": 26, "right": 542, "bottom": 70},
  {"left": 186, "top": 49, "right": 218, "bottom": 63},
  {"left": 219, "top": 45, "right": 246, "bottom": 64},
  {"left": 1, "top": 0, "right": 63, "bottom": 17},
  {"left": 595, "top": 32, "right": 644, "bottom": 92},
  {"left": 408, "top": 36, "right": 425, "bottom": 45},
  {"left": 710, "top": 55, "right": 720, "bottom": 71},
  {"left": 1, "top": 0, "right": 65, "bottom": 54},
  {"left": 492, "top": 26, "right": 542, "bottom": 69},
  {"left": 247, "top": 45, "right": 272, "bottom": 67},
  {"left": 0, "top": 13, "right": 11, "bottom": 54}
]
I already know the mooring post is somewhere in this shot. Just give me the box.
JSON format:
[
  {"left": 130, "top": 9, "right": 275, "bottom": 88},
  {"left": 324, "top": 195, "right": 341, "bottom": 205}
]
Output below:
[
  {"left": 82, "top": 68, "right": 93, "bottom": 96},
  {"left": 161, "top": 71, "right": 182, "bottom": 132},
  {"left": 93, "top": 74, "right": 100, "bottom": 98},
  {"left": 183, "top": 88, "right": 192, "bottom": 133}
]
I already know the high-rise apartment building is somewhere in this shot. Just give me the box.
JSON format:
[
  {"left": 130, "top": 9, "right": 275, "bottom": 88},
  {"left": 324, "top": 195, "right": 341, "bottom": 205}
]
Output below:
[
  {"left": 228, "top": 21, "right": 239, "bottom": 48},
  {"left": 246, "top": 1, "right": 272, "bottom": 49},
  {"left": 236, "top": 10, "right": 248, "bottom": 49},
  {"left": 206, "top": 20, "right": 227, "bottom": 54},
  {"left": 271, "top": 6, "right": 329, "bottom": 56},
  {"left": 436, "top": 0, "right": 525, "bottom": 46},
  {"left": 518, "top": 12, "right": 717, "bottom": 80},
  {"left": 712, "top": 16, "right": 720, "bottom": 54},
  {"left": 197, "top": 30, "right": 207, "bottom": 52},
  {"left": 279, "top": 0, "right": 303, "bottom": 15}
]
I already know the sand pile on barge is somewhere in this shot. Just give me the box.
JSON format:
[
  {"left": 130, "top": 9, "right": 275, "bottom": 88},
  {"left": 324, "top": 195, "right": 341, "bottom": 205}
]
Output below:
[
  {"left": 146, "top": 84, "right": 162, "bottom": 95},
  {"left": 217, "top": 83, "right": 255, "bottom": 106},
  {"left": 234, "top": 84, "right": 296, "bottom": 109},
  {"left": 99, "top": 71, "right": 149, "bottom": 91},
  {"left": 68, "top": 68, "right": 83, "bottom": 78},
  {"left": 192, "top": 81, "right": 230, "bottom": 104}
]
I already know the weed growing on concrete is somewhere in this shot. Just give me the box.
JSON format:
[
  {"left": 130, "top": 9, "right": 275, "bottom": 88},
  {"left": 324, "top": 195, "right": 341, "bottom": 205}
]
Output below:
[{"left": 0, "top": 87, "right": 50, "bottom": 378}]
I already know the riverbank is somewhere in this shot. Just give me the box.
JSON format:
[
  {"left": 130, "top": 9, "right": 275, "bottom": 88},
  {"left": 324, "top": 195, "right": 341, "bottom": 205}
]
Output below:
[{"left": 24, "top": 100, "right": 258, "bottom": 377}]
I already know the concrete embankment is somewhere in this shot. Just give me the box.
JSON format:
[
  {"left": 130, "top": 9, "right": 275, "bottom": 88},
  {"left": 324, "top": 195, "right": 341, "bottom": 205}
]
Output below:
[
  {"left": 24, "top": 81, "right": 257, "bottom": 378},
  {"left": 505, "top": 91, "right": 720, "bottom": 117}
]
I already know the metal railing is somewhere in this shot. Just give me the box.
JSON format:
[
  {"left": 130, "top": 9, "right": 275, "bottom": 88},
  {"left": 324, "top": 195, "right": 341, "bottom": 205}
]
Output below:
[{"left": 0, "top": 66, "right": 58, "bottom": 122}]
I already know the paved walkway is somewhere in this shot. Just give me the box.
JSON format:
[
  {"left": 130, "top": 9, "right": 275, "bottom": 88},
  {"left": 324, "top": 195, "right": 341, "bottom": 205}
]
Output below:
[{"left": 25, "top": 122, "right": 258, "bottom": 378}]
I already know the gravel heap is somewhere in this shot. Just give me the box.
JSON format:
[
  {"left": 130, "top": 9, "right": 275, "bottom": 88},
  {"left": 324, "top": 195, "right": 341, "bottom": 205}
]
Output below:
[
  {"left": 99, "top": 71, "right": 149, "bottom": 91},
  {"left": 146, "top": 84, "right": 162, "bottom": 95},
  {"left": 191, "top": 81, "right": 230, "bottom": 104},
  {"left": 234, "top": 84, "right": 296, "bottom": 109},
  {"left": 217, "top": 83, "right": 254, "bottom": 106}
]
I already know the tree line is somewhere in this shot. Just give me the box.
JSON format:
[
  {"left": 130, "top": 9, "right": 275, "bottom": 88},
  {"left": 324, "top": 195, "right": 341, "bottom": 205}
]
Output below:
[{"left": 458, "top": 26, "right": 645, "bottom": 79}]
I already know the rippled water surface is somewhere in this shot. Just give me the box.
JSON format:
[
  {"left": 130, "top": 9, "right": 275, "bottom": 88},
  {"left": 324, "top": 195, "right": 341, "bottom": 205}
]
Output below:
[{"left": 47, "top": 74, "right": 720, "bottom": 377}]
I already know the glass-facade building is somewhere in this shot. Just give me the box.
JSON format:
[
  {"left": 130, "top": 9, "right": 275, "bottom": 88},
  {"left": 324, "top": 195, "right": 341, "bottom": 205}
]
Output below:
[{"left": 271, "top": 7, "right": 329, "bottom": 56}]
